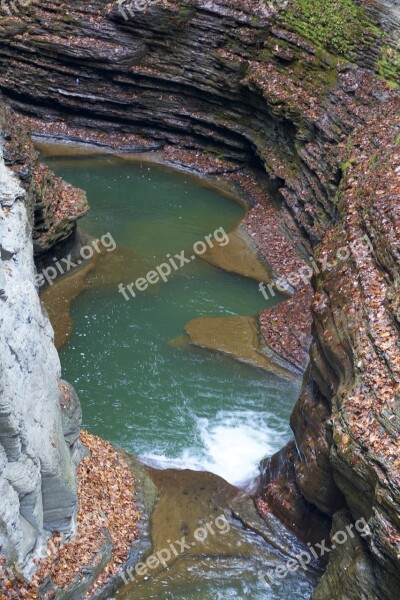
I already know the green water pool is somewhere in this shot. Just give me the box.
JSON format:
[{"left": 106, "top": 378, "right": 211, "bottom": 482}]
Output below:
[
  {"left": 40, "top": 152, "right": 317, "bottom": 600},
  {"left": 44, "top": 154, "right": 301, "bottom": 485}
]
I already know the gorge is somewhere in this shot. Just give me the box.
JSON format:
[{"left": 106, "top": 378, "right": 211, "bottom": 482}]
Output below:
[{"left": 0, "top": 0, "right": 399, "bottom": 599}]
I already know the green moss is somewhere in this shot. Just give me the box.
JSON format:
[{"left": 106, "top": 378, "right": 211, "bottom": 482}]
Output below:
[
  {"left": 340, "top": 160, "right": 352, "bottom": 173},
  {"left": 276, "top": 0, "right": 380, "bottom": 61},
  {"left": 258, "top": 48, "right": 272, "bottom": 62},
  {"left": 177, "top": 5, "right": 195, "bottom": 18},
  {"left": 369, "top": 153, "right": 380, "bottom": 170},
  {"left": 174, "top": 3, "right": 196, "bottom": 27},
  {"left": 256, "top": 35, "right": 338, "bottom": 101},
  {"left": 377, "top": 43, "right": 400, "bottom": 89},
  {"left": 395, "top": 132, "right": 400, "bottom": 147},
  {"left": 204, "top": 148, "right": 225, "bottom": 160},
  {"left": 0, "top": 19, "right": 28, "bottom": 37}
]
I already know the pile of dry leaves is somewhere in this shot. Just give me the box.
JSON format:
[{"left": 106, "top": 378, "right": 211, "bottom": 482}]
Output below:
[
  {"left": 243, "top": 201, "right": 313, "bottom": 371},
  {"left": 19, "top": 114, "right": 156, "bottom": 153},
  {"left": 223, "top": 168, "right": 314, "bottom": 372},
  {"left": 0, "top": 431, "right": 140, "bottom": 600}
]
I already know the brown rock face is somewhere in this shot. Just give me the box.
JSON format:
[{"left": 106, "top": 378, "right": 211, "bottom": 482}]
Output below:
[
  {"left": 290, "top": 375, "right": 346, "bottom": 517},
  {"left": 311, "top": 511, "right": 384, "bottom": 600},
  {"left": 312, "top": 106, "right": 400, "bottom": 600},
  {"left": 1, "top": 103, "right": 89, "bottom": 266},
  {"left": 0, "top": 1, "right": 398, "bottom": 598}
]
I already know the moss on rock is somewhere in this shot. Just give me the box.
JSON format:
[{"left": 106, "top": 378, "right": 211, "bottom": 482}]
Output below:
[{"left": 275, "top": 0, "right": 380, "bottom": 60}]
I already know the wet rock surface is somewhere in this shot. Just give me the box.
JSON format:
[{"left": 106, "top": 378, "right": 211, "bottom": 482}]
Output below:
[
  {"left": 311, "top": 511, "right": 381, "bottom": 600},
  {"left": 201, "top": 225, "right": 273, "bottom": 285},
  {"left": 184, "top": 314, "right": 301, "bottom": 377},
  {"left": 118, "top": 465, "right": 321, "bottom": 599}
]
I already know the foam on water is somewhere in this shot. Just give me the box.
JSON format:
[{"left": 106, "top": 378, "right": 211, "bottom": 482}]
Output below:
[{"left": 140, "top": 410, "right": 289, "bottom": 485}]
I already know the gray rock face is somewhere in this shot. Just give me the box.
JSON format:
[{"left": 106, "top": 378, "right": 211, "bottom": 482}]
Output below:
[{"left": 0, "top": 139, "right": 81, "bottom": 576}]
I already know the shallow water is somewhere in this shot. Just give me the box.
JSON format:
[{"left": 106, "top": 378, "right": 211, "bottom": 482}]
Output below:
[
  {"left": 42, "top": 153, "right": 316, "bottom": 599},
  {"left": 117, "top": 466, "right": 318, "bottom": 600}
]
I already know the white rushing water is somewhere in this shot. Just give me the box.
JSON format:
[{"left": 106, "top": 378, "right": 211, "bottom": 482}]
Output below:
[{"left": 139, "top": 409, "right": 290, "bottom": 485}]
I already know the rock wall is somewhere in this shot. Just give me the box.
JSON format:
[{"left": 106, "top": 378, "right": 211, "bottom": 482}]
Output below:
[
  {"left": 0, "top": 0, "right": 398, "bottom": 597},
  {"left": 0, "top": 104, "right": 89, "bottom": 273},
  {"left": 0, "top": 112, "right": 84, "bottom": 575}
]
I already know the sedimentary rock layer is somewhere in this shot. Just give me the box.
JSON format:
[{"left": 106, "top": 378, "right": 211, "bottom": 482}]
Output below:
[
  {"left": 1, "top": 104, "right": 89, "bottom": 265},
  {"left": 0, "top": 127, "right": 82, "bottom": 575}
]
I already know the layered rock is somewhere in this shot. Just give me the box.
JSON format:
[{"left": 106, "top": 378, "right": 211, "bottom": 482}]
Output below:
[
  {"left": 0, "top": 0, "right": 398, "bottom": 598},
  {"left": 311, "top": 105, "right": 400, "bottom": 599},
  {"left": 263, "top": 103, "right": 400, "bottom": 599},
  {"left": 1, "top": 103, "right": 89, "bottom": 270},
  {"left": 0, "top": 125, "right": 85, "bottom": 574},
  {"left": 312, "top": 511, "right": 381, "bottom": 600}
]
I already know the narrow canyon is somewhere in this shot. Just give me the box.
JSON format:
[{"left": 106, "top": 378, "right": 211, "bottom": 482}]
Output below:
[{"left": 0, "top": 1, "right": 399, "bottom": 599}]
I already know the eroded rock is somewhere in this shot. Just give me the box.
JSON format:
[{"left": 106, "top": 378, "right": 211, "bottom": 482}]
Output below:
[{"left": 0, "top": 127, "right": 81, "bottom": 576}]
